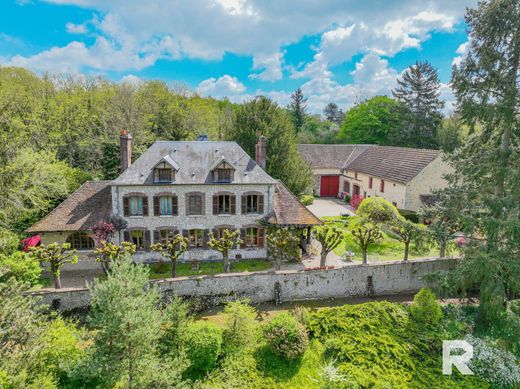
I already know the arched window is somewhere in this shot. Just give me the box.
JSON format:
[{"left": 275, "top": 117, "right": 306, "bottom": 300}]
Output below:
[{"left": 66, "top": 232, "right": 95, "bottom": 250}]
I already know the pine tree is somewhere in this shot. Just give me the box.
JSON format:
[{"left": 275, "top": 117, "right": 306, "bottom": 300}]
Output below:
[
  {"left": 393, "top": 61, "right": 444, "bottom": 148},
  {"left": 434, "top": 0, "right": 520, "bottom": 323},
  {"left": 84, "top": 257, "right": 185, "bottom": 388},
  {"left": 288, "top": 88, "right": 307, "bottom": 132},
  {"left": 323, "top": 103, "right": 344, "bottom": 125}
]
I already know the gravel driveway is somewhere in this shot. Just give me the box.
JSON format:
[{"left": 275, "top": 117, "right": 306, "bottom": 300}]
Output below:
[{"left": 306, "top": 198, "right": 355, "bottom": 218}]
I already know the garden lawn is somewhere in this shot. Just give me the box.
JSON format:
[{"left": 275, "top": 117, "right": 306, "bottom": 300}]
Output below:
[
  {"left": 148, "top": 259, "right": 272, "bottom": 279},
  {"left": 322, "top": 215, "right": 439, "bottom": 261}
]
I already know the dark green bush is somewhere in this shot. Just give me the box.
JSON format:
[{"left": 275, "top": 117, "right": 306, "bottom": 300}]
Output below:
[
  {"left": 399, "top": 209, "right": 419, "bottom": 223},
  {"left": 344, "top": 194, "right": 351, "bottom": 203},
  {"left": 182, "top": 322, "right": 222, "bottom": 374},
  {"left": 263, "top": 312, "right": 308, "bottom": 360},
  {"left": 409, "top": 288, "right": 442, "bottom": 325}
]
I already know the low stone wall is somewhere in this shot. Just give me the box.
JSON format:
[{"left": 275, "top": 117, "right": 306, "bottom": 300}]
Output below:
[{"left": 31, "top": 258, "right": 456, "bottom": 312}]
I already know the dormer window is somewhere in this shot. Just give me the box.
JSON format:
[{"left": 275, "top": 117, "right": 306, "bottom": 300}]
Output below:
[
  {"left": 214, "top": 168, "right": 233, "bottom": 182},
  {"left": 210, "top": 156, "right": 236, "bottom": 183},
  {"left": 153, "top": 155, "right": 179, "bottom": 184},
  {"left": 157, "top": 168, "right": 172, "bottom": 182}
]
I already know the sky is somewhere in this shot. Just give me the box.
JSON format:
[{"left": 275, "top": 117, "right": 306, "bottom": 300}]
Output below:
[{"left": 0, "top": 0, "right": 476, "bottom": 114}]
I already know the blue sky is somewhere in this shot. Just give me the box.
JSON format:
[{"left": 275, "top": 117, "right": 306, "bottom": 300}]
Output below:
[{"left": 0, "top": 0, "right": 475, "bottom": 113}]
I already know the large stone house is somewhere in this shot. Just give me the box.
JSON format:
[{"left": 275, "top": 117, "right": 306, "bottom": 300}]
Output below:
[
  {"left": 297, "top": 144, "right": 451, "bottom": 212},
  {"left": 27, "top": 133, "right": 321, "bottom": 262}
]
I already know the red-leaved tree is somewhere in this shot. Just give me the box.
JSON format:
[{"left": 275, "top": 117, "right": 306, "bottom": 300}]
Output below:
[
  {"left": 91, "top": 221, "right": 116, "bottom": 245},
  {"left": 349, "top": 194, "right": 364, "bottom": 210}
]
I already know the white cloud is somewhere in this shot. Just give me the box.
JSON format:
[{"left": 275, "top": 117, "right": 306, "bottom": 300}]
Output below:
[
  {"left": 65, "top": 22, "right": 87, "bottom": 34},
  {"left": 249, "top": 52, "right": 283, "bottom": 81},
  {"left": 121, "top": 74, "right": 142, "bottom": 86},
  {"left": 452, "top": 40, "right": 470, "bottom": 67},
  {"left": 196, "top": 75, "right": 246, "bottom": 97}
]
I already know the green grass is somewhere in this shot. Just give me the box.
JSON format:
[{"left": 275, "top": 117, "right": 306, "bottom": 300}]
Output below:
[
  {"left": 322, "top": 215, "right": 439, "bottom": 261},
  {"left": 148, "top": 259, "right": 272, "bottom": 279}
]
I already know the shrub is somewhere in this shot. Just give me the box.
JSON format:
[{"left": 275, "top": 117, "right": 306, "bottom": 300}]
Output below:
[
  {"left": 465, "top": 334, "right": 520, "bottom": 388},
  {"left": 299, "top": 194, "right": 314, "bottom": 206},
  {"left": 159, "top": 296, "right": 191, "bottom": 354},
  {"left": 344, "top": 194, "right": 351, "bottom": 203},
  {"left": 399, "top": 209, "right": 419, "bottom": 223},
  {"left": 409, "top": 288, "right": 442, "bottom": 325},
  {"left": 222, "top": 299, "right": 258, "bottom": 354},
  {"left": 0, "top": 251, "right": 42, "bottom": 286},
  {"left": 183, "top": 322, "right": 223, "bottom": 373},
  {"left": 263, "top": 312, "right": 308, "bottom": 360}
]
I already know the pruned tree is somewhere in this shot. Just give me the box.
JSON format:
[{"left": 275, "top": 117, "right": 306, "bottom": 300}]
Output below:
[
  {"left": 314, "top": 226, "right": 344, "bottom": 267},
  {"left": 390, "top": 218, "right": 428, "bottom": 261},
  {"left": 29, "top": 242, "right": 78, "bottom": 289},
  {"left": 208, "top": 229, "right": 243, "bottom": 273},
  {"left": 350, "top": 222, "right": 383, "bottom": 264},
  {"left": 91, "top": 220, "right": 116, "bottom": 245},
  {"left": 150, "top": 234, "right": 189, "bottom": 278},
  {"left": 266, "top": 227, "right": 298, "bottom": 270},
  {"left": 95, "top": 241, "right": 137, "bottom": 274}
]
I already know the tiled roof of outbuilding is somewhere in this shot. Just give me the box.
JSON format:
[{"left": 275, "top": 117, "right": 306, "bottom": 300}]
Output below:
[
  {"left": 26, "top": 181, "right": 112, "bottom": 233},
  {"left": 343, "top": 145, "right": 440, "bottom": 184},
  {"left": 265, "top": 182, "right": 322, "bottom": 227},
  {"left": 297, "top": 144, "right": 370, "bottom": 169},
  {"left": 298, "top": 144, "right": 441, "bottom": 184}
]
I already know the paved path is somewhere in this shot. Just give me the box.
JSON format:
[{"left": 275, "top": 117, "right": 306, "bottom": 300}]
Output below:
[{"left": 306, "top": 198, "right": 355, "bottom": 218}]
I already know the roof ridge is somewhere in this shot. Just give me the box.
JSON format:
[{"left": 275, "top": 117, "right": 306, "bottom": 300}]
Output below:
[{"left": 275, "top": 180, "right": 321, "bottom": 224}]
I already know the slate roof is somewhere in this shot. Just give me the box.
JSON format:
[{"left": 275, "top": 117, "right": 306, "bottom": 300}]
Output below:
[
  {"left": 26, "top": 181, "right": 112, "bottom": 233},
  {"left": 297, "top": 144, "right": 370, "bottom": 169},
  {"left": 113, "top": 141, "right": 277, "bottom": 185},
  {"left": 298, "top": 144, "right": 440, "bottom": 184},
  {"left": 265, "top": 182, "right": 322, "bottom": 227}
]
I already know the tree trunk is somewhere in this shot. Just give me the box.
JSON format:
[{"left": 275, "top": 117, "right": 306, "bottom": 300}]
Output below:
[
  {"left": 439, "top": 242, "right": 446, "bottom": 258},
  {"left": 223, "top": 254, "right": 230, "bottom": 273},
  {"left": 101, "top": 259, "right": 110, "bottom": 275},
  {"left": 171, "top": 260, "right": 177, "bottom": 278},
  {"left": 362, "top": 249, "right": 368, "bottom": 264},
  {"left": 275, "top": 258, "right": 281, "bottom": 271},
  {"left": 320, "top": 251, "right": 327, "bottom": 267},
  {"left": 403, "top": 241, "right": 410, "bottom": 261},
  {"left": 51, "top": 263, "right": 61, "bottom": 289}
]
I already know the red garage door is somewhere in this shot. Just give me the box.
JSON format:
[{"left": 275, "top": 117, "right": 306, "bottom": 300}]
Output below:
[{"left": 320, "top": 176, "right": 340, "bottom": 197}]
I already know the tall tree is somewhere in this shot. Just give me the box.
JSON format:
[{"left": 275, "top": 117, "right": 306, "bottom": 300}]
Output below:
[
  {"left": 230, "top": 96, "right": 313, "bottom": 195},
  {"left": 323, "top": 103, "right": 345, "bottom": 125},
  {"left": 339, "top": 96, "right": 405, "bottom": 145},
  {"left": 288, "top": 88, "right": 307, "bottom": 132},
  {"left": 208, "top": 229, "right": 243, "bottom": 273},
  {"left": 84, "top": 257, "right": 185, "bottom": 388},
  {"left": 435, "top": 0, "right": 520, "bottom": 323},
  {"left": 393, "top": 61, "right": 444, "bottom": 149}
]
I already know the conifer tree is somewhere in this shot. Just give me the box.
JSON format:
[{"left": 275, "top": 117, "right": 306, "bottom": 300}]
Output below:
[
  {"left": 434, "top": 0, "right": 520, "bottom": 323},
  {"left": 393, "top": 61, "right": 444, "bottom": 148},
  {"left": 288, "top": 88, "right": 307, "bottom": 132}
]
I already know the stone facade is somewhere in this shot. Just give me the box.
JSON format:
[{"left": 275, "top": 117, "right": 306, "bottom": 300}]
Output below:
[
  {"left": 32, "top": 258, "right": 457, "bottom": 312},
  {"left": 404, "top": 156, "right": 452, "bottom": 211},
  {"left": 112, "top": 183, "right": 275, "bottom": 261}
]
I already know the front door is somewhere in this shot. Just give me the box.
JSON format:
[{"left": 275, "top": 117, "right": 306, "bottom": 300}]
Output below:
[{"left": 353, "top": 184, "right": 360, "bottom": 196}]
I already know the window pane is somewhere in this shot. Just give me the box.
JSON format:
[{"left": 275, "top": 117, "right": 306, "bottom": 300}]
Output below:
[
  {"left": 246, "top": 227, "right": 258, "bottom": 247},
  {"left": 129, "top": 196, "right": 143, "bottom": 216},
  {"left": 160, "top": 229, "right": 175, "bottom": 244},
  {"left": 189, "top": 195, "right": 202, "bottom": 214},
  {"left": 158, "top": 168, "right": 172, "bottom": 181},
  {"left": 218, "top": 195, "right": 230, "bottom": 213},
  {"left": 246, "top": 195, "right": 258, "bottom": 213},
  {"left": 160, "top": 196, "right": 172, "bottom": 215},
  {"left": 189, "top": 229, "right": 203, "bottom": 247}
]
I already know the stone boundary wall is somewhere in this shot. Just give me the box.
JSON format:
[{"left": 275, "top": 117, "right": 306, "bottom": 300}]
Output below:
[{"left": 31, "top": 258, "right": 456, "bottom": 312}]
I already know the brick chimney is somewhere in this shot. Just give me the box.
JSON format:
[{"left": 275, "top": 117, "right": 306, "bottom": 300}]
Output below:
[
  {"left": 255, "top": 135, "right": 266, "bottom": 170},
  {"left": 120, "top": 130, "right": 132, "bottom": 173}
]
